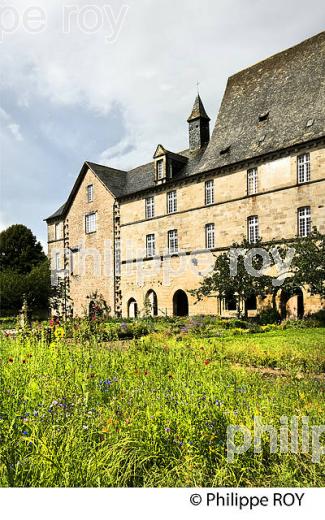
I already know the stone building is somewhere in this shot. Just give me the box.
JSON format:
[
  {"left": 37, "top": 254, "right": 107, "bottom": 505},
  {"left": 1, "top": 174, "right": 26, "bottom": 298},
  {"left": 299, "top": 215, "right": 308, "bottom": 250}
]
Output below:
[{"left": 45, "top": 32, "right": 325, "bottom": 319}]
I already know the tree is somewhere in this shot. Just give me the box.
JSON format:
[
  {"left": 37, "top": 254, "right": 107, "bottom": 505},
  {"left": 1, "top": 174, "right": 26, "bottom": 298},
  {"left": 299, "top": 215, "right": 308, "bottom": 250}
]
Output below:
[
  {"left": 191, "top": 232, "right": 325, "bottom": 319},
  {"left": 0, "top": 225, "right": 50, "bottom": 317},
  {"left": 292, "top": 230, "right": 325, "bottom": 298},
  {"left": 0, "top": 224, "right": 45, "bottom": 274},
  {"left": 190, "top": 238, "right": 272, "bottom": 317},
  {"left": 0, "top": 260, "right": 51, "bottom": 317}
]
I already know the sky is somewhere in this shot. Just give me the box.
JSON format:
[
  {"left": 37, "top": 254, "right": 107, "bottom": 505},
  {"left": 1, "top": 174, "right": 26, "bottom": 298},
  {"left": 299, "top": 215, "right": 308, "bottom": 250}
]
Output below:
[{"left": 0, "top": 0, "right": 324, "bottom": 250}]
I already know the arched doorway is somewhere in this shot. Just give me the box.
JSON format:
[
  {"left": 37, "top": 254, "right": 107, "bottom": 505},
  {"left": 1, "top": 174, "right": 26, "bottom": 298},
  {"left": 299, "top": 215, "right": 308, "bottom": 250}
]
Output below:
[
  {"left": 280, "top": 287, "right": 304, "bottom": 320},
  {"left": 173, "top": 289, "right": 189, "bottom": 316},
  {"left": 89, "top": 300, "right": 96, "bottom": 319},
  {"left": 245, "top": 294, "right": 257, "bottom": 311},
  {"left": 146, "top": 290, "right": 158, "bottom": 317},
  {"left": 128, "top": 298, "right": 138, "bottom": 318}
]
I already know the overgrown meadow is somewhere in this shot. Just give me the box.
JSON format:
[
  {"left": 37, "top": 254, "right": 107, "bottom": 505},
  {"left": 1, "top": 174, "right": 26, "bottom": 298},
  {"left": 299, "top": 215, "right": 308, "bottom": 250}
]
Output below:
[{"left": 0, "top": 316, "right": 324, "bottom": 487}]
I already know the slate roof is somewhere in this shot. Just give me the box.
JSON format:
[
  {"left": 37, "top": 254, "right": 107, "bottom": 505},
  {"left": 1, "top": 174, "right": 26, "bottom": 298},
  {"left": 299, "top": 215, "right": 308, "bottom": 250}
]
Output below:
[
  {"left": 187, "top": 94, "right": 211, "bottom": 122},
  {"left": 198, "top": 31, "right": 325, "bottom": 172},
  {"left": 46, "top": 32, "right": 325, "bottom": 221}
]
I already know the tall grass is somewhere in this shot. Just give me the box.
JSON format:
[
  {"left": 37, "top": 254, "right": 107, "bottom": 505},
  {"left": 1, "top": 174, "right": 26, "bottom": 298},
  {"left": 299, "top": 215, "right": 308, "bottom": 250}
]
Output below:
[{"left": 0, "top": 327, "right": 324, "bottom": 487}]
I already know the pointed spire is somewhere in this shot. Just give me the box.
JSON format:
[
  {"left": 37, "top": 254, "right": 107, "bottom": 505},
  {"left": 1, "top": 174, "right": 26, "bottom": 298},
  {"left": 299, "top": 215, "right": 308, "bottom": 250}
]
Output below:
[{"left": 187, "top": 94, "right": 210, "bottom": 123}]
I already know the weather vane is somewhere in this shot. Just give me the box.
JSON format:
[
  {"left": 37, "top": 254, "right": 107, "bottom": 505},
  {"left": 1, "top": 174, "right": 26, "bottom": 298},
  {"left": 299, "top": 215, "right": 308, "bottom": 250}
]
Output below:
[{"left": 196, "top": 80, "right": 200, "bottom": 94}]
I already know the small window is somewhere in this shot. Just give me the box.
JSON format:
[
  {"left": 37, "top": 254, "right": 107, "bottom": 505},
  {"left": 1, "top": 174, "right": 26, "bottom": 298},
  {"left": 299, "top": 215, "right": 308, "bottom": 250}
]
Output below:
[
  {"left": 167, "top": 190, "right": 177, "bottom": 214},
  {"left": 145, "top": 196, "right": 155, "bottom": 219},
  {"left": 85, "top": 213, "right": 96, "bottom": 234},
  {"left": 71, "top": 248, "right": 79, "bottom": 276},
  {"left": 297, "top": 153, "right": 310, "bottom": 184},
  {"left": 55, "top": 252, "right": 61, "bottom": 271},
  {"left": 248, "top": 216, "right": 259, "bottom": 244},
  {"left": 258, "top": 111, "right": 269, "bottom": 122},
  {"left": 157, "top": 160, "right": 164, "bottom": 180},
  {"left": 146, "top": 234, "right": 155, "bottom": 257},
  {"left": 205, "top": 223, "right": 215, "bottom": 249},
  {"left": 205, "top": 180, "right": 214, "bottom": 205},
  {"left": 220, "top": 146, "right": 231, "bottom": 155},
  {"left": 87, "top": 184, "right": 93, "bottom": 203},
  {"left": 55, "top": 222, "right": 63, "bottom": 240},
  {"left": 168, "top": 229, "right": 178, "bottom": 254},
  {"left": 247, "top": 168, "right": 258, "bottom": 195},
  {"left": 298, "top": 207, "right": 311, "bottom": 237}
]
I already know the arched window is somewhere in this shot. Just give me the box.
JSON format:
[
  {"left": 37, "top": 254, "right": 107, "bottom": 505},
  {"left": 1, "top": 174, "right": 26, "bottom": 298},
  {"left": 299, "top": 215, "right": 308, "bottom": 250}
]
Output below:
[
  {"left": 146, "top": 290, "right": 158, "bottom": 317},
  {"left": 173, "top": 289, "right": 189, "bottom": 317},
  {"left": 128, "top": 298, "right": 138, "bottom": 318}
]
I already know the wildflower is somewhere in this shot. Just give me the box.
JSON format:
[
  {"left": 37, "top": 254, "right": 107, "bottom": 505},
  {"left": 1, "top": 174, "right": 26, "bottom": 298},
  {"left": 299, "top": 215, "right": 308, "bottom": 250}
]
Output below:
[
  {"left": 165, "top": 427, "right": 171, "bottom": 433},
  {"left": 22, "top": 430, "right": 29, "bottom": 436},
  {"left": 54, "top": 326, "right": 65, "bottom": 339},
  {"left": 8, "top": 357, "right": 14, "bottom": 363},
  {"left": 204, "top": 359, "right": 210, "bottom": 366}
]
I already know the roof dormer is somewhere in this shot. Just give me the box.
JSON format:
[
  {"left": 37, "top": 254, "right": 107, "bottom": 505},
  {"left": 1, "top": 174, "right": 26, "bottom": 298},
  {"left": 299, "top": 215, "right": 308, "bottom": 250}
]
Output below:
[
  {"left": 153, "top": 144, "right": 188, "bottom": 184},
  {"left": 153, "top": 144, "right": 167, "bottom": 183}
]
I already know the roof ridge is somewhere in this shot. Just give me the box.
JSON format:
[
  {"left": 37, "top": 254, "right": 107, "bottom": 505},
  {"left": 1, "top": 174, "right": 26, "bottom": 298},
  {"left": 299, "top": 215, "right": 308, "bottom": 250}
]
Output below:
[{"left": 228, "top": 30, "right": 325, "bottom": 81}]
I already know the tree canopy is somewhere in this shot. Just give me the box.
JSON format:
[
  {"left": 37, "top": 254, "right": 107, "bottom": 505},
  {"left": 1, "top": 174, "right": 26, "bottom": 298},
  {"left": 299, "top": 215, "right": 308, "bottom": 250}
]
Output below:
[
  {"left": 191, "top": 232, "right": 325, "bottom": 317},
  {"left": 0, "top": 224, "right": 45, "bottom": 274}
]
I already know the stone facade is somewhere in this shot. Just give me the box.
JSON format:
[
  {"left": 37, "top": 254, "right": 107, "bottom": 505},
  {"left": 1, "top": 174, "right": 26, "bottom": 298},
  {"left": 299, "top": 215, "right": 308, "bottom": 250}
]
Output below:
[{"left": 45, "top": 33, "right": 325, "bottom": 318}]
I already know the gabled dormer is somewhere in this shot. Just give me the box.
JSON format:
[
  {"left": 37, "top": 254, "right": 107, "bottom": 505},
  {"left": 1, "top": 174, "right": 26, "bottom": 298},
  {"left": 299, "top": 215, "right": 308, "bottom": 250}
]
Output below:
[
  {"left": 153, "top": 145, "right": 167, "bottom": 183},
  {"left": 153, "top": 144, "right": 188, "bottom": 184}
]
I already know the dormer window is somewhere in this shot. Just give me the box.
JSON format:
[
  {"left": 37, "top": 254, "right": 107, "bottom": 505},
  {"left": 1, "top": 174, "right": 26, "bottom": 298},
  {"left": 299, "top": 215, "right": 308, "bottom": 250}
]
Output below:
[
  {"left": 258, "top": 111, "right": 269, "bottom": 122},
  {"left": 220, "top": 146, "right": 230, "bottom": 156},
  {"left": 157, "top": 159, "right": 164, "bottom": 180}
]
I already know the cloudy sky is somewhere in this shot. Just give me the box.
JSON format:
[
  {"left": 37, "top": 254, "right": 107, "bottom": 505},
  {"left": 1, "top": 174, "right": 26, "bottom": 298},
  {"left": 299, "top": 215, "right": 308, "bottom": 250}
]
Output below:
[{"left": 0, "top": 0, "right": 324, "bottom": 249}]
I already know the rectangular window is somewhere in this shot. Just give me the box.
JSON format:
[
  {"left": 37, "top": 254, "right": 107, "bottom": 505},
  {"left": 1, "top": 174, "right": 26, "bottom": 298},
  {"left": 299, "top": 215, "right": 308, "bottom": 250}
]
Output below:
[
  {"left": 146, "top": 234, "right": 155, "bottom": 257},
  {"left": 168, "top": 229, "right": 178, "bottom": 254},
  {"left": 71, "top": 249, "right": 79, "bottom": 276},
  {"left": 55, "top": 222, "right": 63, "bottom": 240},
  {"left": 205, "top": 223, "right": 215, "bottom": 249},
  {"left": 55, "top": 252, "right": 61, "bottom": 271},
  {"left": 157, "top": 160, "right": 164, "bottom": 180},
  {"left": 248, "top": 216, "right": 259, "bottom": 244},
  {"left": 298, "top": 206, "right": 311, "bottom": 237},
  {"left": 85, "top": 213, "right": 96, "bottom": 233},
  {"left": 145, "top": 196, "right": 155, "bottom": 219},
  {"left": 247, "top": 167, "right": 258, "bottom": 195},
  {"left": 205, "top": 180, "right": 214, "bottom": 205},
  {"left": 87, "top": 184, "right": 93, "bottom": 202},
  {"left": 297, "top": 153, "right": 310, "bottom": 183},
  {"left": 167, "top": 190, "right": 177, "bottom": 214}
]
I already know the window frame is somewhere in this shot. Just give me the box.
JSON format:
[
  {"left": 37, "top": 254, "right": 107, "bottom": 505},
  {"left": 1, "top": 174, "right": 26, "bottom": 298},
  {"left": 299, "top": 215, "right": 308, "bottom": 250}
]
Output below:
[
  {"left": 298, "top": 206, "right": 311, "bottom": 237},
  {"left": 247, "top": 167, "right": 258, "bottom": 196},
  {"left": 85, "top": 212, "right": 97, "bottom": 234},
  {"left": 146, "top": 233, "right": 156, "bottom": 257},
  {"left": 168, "top": 229, "right": 178, "bottom": 254},
  {"left": 297, "top": 153, "right": 311, "bottom": 184},
  {"left": 247, "top": 215, "right": 259, "bottom": 244},
  {"left": 87, "top": 184, "right": 94, "bottom": 203},
  {"left": 145, "top": 196, "right": 155, "bottom": 219},
  {"left": 55, "top": 252, "right": 61, "bottom": 271},
  {"left": 205, "top": 223, "right": 215, "bottom": 249},
  {"left": 156, "top": 159, "right": 164, "bottom": 180},
  {"left": 167, "top": 190, "right": 177, "bottom": 214},
  {"left": 205, "top": 180, "right": 214, "bottom": 205},
  {"left": 55, "top": 222, "right": 63, "bottom": 240}
]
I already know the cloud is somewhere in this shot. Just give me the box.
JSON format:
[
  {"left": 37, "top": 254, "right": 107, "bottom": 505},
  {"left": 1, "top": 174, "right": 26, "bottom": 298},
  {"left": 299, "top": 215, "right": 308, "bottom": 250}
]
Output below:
[{"left": 0, "top": 0, "right": 324, "bottom": 244}]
